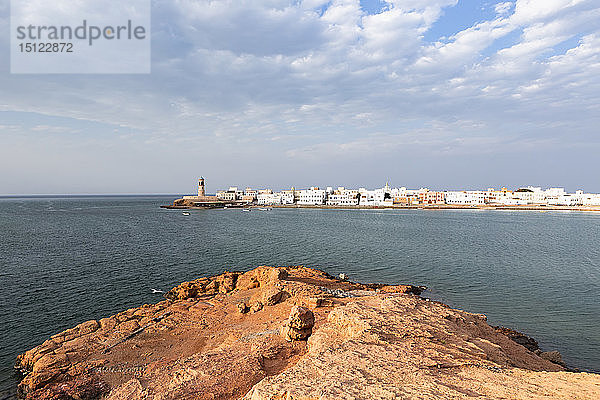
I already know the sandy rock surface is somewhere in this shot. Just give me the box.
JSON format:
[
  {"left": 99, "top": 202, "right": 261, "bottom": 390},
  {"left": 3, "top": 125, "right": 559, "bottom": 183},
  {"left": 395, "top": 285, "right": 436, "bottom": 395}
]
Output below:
[{"left": 15, "top": 266, "right": 600, "bottom": 399}]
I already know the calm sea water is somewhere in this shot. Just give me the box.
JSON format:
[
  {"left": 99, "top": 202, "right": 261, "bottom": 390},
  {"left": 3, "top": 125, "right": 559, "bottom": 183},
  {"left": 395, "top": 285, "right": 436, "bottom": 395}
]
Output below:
[{"left": 1, "top": 196, "right": 599, "bottom": 398}]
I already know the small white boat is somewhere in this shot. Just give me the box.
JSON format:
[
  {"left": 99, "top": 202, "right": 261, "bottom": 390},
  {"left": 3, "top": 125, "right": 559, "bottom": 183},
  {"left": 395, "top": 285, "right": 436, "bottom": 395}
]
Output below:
[
  {"left": 242, "top": 209, "right": 251, "bottom": 212},
  {"left": 182, "top": 212, "right": 190, "bottom": 216}
]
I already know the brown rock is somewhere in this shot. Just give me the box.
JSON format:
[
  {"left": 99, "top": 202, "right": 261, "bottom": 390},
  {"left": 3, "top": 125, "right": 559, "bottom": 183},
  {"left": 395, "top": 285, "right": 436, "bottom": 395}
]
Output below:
[
  {"left": 119, "top": 319, "right": 141, "bottom": 333},
  {"left": 281, "top": 325, "right": 313, "bottom": 342},
  {"left": 379, "top": 284, "right": 423, "bottom": 294},
  {"left": 494, "top": 326, "right": 539, "bottom": 352},
  {"left": 164, "top": 272, "right": 241, "bottom": 300},
  {"left": 541, "top": 351, "right": 565, "bottom": 366},
  {"left": 288, "top": 306, "right": 314, "bottom": 330},
  {"left": 236, "top": 266, "right": 289, "bottom": 291},
  {"left": 262, "top": 287, "right": 284, "bottom": 306},
  {"left": 238, "top": 302, "right": 250, "bottom": 314},
  {"left": 32, "top": 353, "right": 69, "bottom": 373},
  {"left": 281, "top": 306, "right": 314, "bottom": 341},
  {"left": 100, "top": 316, "right": 118, "bottom": 332},
  {"left": 269, "top": 267, "right": 289, "bottom": 282},
  {"left": 219, "top": 272, "right": 238, "bottom": 293},
  {"left": 305, "top": 297, "right": 333, "bottom": 308},
  {"left": 251, "top": 301, "right": 264, "bottom": 313},
  {"left": 77, "top": 320, "right": 100, "bottom": 335}
]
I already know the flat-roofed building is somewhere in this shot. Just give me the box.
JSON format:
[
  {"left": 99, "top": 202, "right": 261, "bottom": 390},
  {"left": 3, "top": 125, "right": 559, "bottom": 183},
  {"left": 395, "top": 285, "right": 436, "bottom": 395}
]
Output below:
[
  {"left": 327, "top": 187, "right": 359, "bottom": 206},
  {"left": 445, "top": 191, "right": 486, "bottom": 205},
  {"left": 297, "top": 187, "right": 327, "bottom": 205},
  {"left": 418, "top": 191, "right": 445, "bottom": 205},
  {"left": 358, "top": 183, "right": 393, "bottom": 206}
]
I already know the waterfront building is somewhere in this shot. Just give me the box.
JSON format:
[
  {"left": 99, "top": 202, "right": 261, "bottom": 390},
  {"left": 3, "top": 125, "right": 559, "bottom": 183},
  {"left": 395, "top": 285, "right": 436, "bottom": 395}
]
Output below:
[
  {"left": 445, "top": 191, "right": 486, "bottom": 205},
  {"left": 582, "top": 193, "right": 600, "bottom": 206},
  {"left": 358, "top": 183, "right": 393, "bottom": 206},
  {"left": 241, "top": 195, "right": 255, "bottom": 203},
  {"left": 255, "top": 191, "right": 294, "bottom": 205},
  {"left": 297, "top": 187, "right": 327, "bottom": 205},
  {"left": 551, "top": 194, "right": 580, "bottom": 206},
  {"left": 418, "top": 190, "right": 445, "bottom": 205},
  {"left": 257, "top": 193, "right": 280, "bottom": 205},
  {"left": 512, "top": 187, "right": 546, "bottom": 204},
  {"left": 272, "top": 188, "right": 295, "bottom": 205},
  {"left": 484, "top": 188, "right": 513, "bottom": 204},
  {"left": 216, "top": 188, "right": 238, "bottom": 201},
  {"left": 393, "top": 196, "right": 415, "bottom": 205},
  {"left": 244, "top": 188, "right": 258, "bottom": 200},
  {"left": 280, "top": 192, "right": 294, "bottom": 204},
  {"left": 392, "top": 187, "right": 421, "bottom": 205},
  {"left": 327, "top": 187, "right": 359, "bottom": 206}
]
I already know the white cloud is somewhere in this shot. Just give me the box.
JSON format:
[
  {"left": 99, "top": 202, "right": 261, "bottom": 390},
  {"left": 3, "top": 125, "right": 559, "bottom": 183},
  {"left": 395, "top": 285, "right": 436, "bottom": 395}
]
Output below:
[
  {"left": 495, "top": 2, "right": 514, "bottom": 16},
  {"left": 1, "top": 0, "right": 600, "bottom": 192}
]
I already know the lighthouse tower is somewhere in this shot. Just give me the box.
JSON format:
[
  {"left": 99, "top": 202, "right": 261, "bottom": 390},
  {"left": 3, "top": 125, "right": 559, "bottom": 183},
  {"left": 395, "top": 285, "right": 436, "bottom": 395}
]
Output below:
[{"left": 198, "top": 177, "right": 206, "bottom": 197}]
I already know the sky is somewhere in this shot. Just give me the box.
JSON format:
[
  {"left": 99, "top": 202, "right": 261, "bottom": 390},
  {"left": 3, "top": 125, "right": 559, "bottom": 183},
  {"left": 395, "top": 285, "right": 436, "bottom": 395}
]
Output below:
[{"left": 1, "top": 0, "right": 599, "bottom": 195}]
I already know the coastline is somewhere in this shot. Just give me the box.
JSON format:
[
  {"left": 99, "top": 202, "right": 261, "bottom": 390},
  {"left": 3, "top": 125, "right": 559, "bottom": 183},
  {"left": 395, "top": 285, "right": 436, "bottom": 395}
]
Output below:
[{"left": 14, "top": 266, "right": 600, "bottom": 400}]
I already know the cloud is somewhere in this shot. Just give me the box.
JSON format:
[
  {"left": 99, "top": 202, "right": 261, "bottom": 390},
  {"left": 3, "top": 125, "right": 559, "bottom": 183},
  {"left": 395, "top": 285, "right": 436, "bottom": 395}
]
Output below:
[
  {"left": 495, "top": 2, "right": 513, "bottom": 16},
  {"left": 0, "top": 0, "right": 599, "bottom": 192}
]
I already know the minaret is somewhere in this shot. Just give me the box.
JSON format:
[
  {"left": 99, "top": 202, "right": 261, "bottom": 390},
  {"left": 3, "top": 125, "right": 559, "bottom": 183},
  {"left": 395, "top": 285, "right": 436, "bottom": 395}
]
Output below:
[{"left": 198, "top": 177, "right": 205, "bottom": 197}]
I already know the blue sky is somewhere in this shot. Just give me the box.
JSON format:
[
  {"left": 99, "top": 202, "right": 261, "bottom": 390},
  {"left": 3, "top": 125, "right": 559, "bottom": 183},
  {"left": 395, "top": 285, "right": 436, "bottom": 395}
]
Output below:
[{"left": 1, "top": 0, "right": 599, "bottom": 194}]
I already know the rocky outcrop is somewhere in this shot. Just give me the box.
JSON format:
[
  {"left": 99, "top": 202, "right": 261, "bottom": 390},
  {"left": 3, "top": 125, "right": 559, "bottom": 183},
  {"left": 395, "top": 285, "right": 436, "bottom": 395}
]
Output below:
[
  {"left": 164, "top": 270, "right": 240, "bottom": 300},
  {"left": 494, "top": 325, "right": 540, "bottom": 352},
  {"left": 246, "top": 296, "right": 599, "bottom": 400},
  {"left": 15, "top": 265, "right": 600, "bottom": 400},
  {"left": 540, "top": 350, "right": 566, "bottom": 366},
  {"left": 280, "top": 306, "right": 314, "bottom": 341}
]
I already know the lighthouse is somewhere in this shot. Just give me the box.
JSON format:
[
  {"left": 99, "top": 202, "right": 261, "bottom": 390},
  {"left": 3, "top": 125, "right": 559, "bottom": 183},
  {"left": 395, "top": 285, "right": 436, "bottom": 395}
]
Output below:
[{"left": 198, "top": 177, "right": 206, "bottom": 197}]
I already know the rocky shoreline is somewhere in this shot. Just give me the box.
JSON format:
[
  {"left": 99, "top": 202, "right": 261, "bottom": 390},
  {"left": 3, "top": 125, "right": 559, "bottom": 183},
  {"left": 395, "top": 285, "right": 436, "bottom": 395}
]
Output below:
[{"left": 15, "top": 266, "right": 600, "bottom": 399}]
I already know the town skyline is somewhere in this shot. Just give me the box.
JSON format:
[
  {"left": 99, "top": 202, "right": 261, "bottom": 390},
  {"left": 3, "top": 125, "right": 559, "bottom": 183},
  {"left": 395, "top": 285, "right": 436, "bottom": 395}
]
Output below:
[
  {"left": 2, "top": 1, "right": 600, "bottom": 195},
  {"left": 168, "top": 177, "right": 600, "bottom": 208}
]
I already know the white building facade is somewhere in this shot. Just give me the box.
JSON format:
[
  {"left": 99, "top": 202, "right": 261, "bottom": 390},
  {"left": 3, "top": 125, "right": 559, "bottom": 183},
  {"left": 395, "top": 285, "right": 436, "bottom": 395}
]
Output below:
[
  {"left": 445, "top": 191, "right": 486, "bottom": 205},
  {"left": 327, "top": 188, "right": 359, "bottom": 206},
  {"left": 297, "top": 188, "right": 327, "bottom": 205},
  {"left": 358, "top": 184, "right": 393, "bottom": 206}
]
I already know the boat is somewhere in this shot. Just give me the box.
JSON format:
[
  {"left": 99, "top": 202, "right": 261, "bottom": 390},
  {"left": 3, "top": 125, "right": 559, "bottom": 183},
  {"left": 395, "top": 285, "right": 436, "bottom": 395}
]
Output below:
[
  {"left": 242, "top": 209, "right": 251, "bottom": 212},
  {"left": 182, "top": 212, "right": 190, "bottom": 216}
]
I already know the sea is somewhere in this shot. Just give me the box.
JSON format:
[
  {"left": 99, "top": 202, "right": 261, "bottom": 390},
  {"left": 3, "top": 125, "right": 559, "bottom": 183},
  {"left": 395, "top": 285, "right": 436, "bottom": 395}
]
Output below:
[{"left": 1, "top": 195, "right": 599, "bottom": 398}]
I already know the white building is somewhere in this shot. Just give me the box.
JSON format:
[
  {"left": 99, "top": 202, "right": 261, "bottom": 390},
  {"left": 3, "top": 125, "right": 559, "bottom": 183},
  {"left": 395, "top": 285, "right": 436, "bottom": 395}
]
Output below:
[
  {"left": 257, "top": 191, "right": 295, "bottom": 205},
  {"left": 280, "top": 192, "right": 295, "bottom": 204},
  {"left": 327, "top": 187, "right": 359, "bottom": 206},
  {"left": 297, "top": 187, "right": 327, "bottom": 205},
  {"left": 484, "top": 188, "right": 513, "bottom": 204},
  {"left": 257, "top": 193, "right": 280, "bottom": 205},
  {"left": 445, "top": 191, "right": 486, "bottom": 205},
  {"left": 216, "top": 188, "right": 238, "bottom": 201},
  {"left": 389, "top": 187, "right": 407, "bottom": 197},
  {"left": 582, "top": 193, "right": 600, "bottom": 206},
  {"left": 358, "top": 183, "right": 393, "bottom": 206},
  {"left": 244, "top": 188, "right": 258, "bottom": 200},
  {"left": 512, "top": 187, "right": 546, "bottom": 204},
  {"left": 553, "top": 195, "right": 580, "bottom": 206}
]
